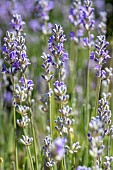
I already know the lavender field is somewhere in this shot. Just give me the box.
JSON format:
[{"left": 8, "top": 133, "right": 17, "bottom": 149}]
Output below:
[{"left": 0, "top": 0, "right": 113, "bottom": 169}]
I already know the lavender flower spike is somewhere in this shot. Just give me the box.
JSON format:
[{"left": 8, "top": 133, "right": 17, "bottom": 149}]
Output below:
[
  {"left": 69, "top": 0, "right": 84, "bottom": 44},
  {"left": 11, "top": 14, "right": 25, "bottom": 33},
  {"left": 80, "top": 0, "right": 95, "bottom": 31},
  {"left": 90, "top": 35, "right": 110, "bottom": 79}
]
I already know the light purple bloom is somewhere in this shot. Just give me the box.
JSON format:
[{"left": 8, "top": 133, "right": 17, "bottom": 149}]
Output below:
[
  {"left": 52, "top": 137, "right": 66, "bottom": 161},
  {"left": 11, "top": 14, "right": 25, "bottom": 32},
  {"left": 90, "top": 35, "right": 110, "bottom": 78}
]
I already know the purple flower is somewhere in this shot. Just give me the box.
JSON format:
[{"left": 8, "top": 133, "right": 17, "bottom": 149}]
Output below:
[
  {"left": 19, "top": 77, "right": 25, "bottom": 85},
  {"left": 2, "top": 15, "right": 30, "bottom": 75},
  {"left": 69, "top": 0, "right": 84, "bottom": 44},
  {"left": 12, "top": 61, "right": 20, "bottom": 70},
  {"left": 48, "top": 24, "right": 68, "bottom": 68},
  {"left": 83, "top": 34, "right": 94, "bottom": 47},
  {"left": 2, "top": 45, "right": 7, "bottom": 53},
  {"left": 11, "top": 14, "right": 25, "bottom": 32},
  {"left": 69, "top": 31, "right": 75, "bottom": 38},
  {"left": 80, "top": 0, "right": 95, "bottom": 31},
  {"left": 1, "top": 64, "right": 7, "bottom": 73},
  {"left": 90, "top": 51, "right": 95, "bottom": 59},
  {"left": 53, "top": 81, "right": 65, "bottom": 87},
  {"left": 19, "top": 77, "right": 34, "bottom": 90},
  {"left": 27, "top": 80, "right": 34, "bottom": 90},
  {"left": 52, "top": 137, "right": 66, "bottom": 161},
  {"left": 90, "top": 35, "right": 110, "bottom": 79},
  {"left": 10, "top": 51, "right": 16, "bottom": 61},
  {"left": 62, "top": 53, "right": 68, "bottom": 62},
  {"left": 32, "top": 0, "right": 54, "bottom": 34}
]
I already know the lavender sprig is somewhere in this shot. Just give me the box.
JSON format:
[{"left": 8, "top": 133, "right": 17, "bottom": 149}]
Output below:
[
  {"left": 88, "top": 116, "right": 105, "bottom": 169},
  {"left": 90, "top": 35, "right": 110, "bottom": 79},
  {"left": 42, "top": 136, "right": 66, "bottom": 167},
  {"left": 1, "top": 14, "right": 26, "bottom": 170},
  {"left": 69, "top": 0, "right": 84, "bottom": 44},
  {"left": 1, "top": 14, "right": 38, "bottom": 170},
  {"left": 41, "top": 52, "right": 54, "bottom": 137},
  {"left": 32, "top": 0, "right": 54, "bottom": 35},
  {"left": 90, "top": 35, "right": 111, "bottom": 116},
  {"left": 98, "top": 11, "right": 107, "bottom": 35}
]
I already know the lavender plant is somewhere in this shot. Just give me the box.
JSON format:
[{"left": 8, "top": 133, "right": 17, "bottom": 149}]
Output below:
[
  {"left": 90, "top": 35, "right": 111, "bottom": 115},
  {"left": 31, "top": 0, "right": 54, "bottom": 35},
  {"left": 2, "top": 14, "right": 27, "bottom": 170},
  {"left": 69, "top": 0, "right": 84, "bottom": 44},
  {"left": 1, "top": 14, "right": 38, "bottom": 170},
  {"left": 1, "top": 1, "right": 113, "bottom": 170}
]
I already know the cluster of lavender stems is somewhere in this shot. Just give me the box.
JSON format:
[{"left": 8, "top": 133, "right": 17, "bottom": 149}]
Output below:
[
  {"left": 88, "top": 19, "right": 113, "bottom": 170},
  {"left": 69, "top": 0, "right": 95, "bottom": 134},
  {"left": 1, "top": 0, "right": 113, "bottom": 169},
  {"left": 41, "top": 24, "right": 81, "bottom": 169},
  {"left": 2, "top": 14, "right": 38, "bottom": 170}
]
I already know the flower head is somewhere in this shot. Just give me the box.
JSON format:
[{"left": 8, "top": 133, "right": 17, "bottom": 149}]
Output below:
[{"left": 11, "top": 14, "right": 25, "bottom": 33}]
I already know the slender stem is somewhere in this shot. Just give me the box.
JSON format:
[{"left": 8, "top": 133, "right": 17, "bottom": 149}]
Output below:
[
  {"left": 86, "top": 30, "right": 91, "bottom": 131},
  {"left": 95, "top": 78, "right": 101, "bottom": 116},
  {"left": 48, "top": 81, "right": 53, "bottom": 139},
  {"left": 71, "top": 42, "right": 78, "bottom": 106},
  {"left": 26, "top": 77, "right": 38, "bottom": 170},
  {"left": 12, "top": 76, "right": 18, "bottom": 170},
  {"left": 86, "top": 50, "right": 90, "bottom": 132},
  {"left": 107, "top": 133, "right": 111, "bottom": 156},
  {"left": 30, "top": 115, "right": 39, "bottom": 170},
  {"left": 86, "top": 30, "right": 91, "bottom": 166},
  {"left": 27, "top": 146, "right": 34, "bottom": 170},
  {"left": 22, "top": 165, "right": 25, "bottom": 170},
  {"left": 12, "top": 161, "right": 16, "bottom": 170}
]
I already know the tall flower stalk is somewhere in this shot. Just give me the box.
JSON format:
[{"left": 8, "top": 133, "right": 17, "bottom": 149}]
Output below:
[
  {"left": 80, "top": 0, "right": 95, "bottom": 132},
  {"left": 1, "top": 14, "right": 38, "bottom": 169},
  {"left": 90, "top": 35, "right": 111, "bottom": 115},
  {"left": 2, "top": 14, "right": 26, "bottom": 170},
  {"left": 41, "top": 52, "right": 54, "bottom": 137}
]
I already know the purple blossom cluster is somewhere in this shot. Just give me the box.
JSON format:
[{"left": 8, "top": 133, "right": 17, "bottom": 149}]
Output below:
[
  {"left": 53, "top": 81, "right": 69, "bottom": 105},
  {"left": 80, "top": 0, "right": 95, "bottom": 31},
  {"left": 90, "top": 35, "right": 111, "bottom": 78},
  {"left": 88, "top": 116, "right": 105, "bottom": 159},
  {"left": 2, "top": 15, "right": 30, "bottom": 76},
  {"left": 29, "top": 0, "right": 54, "bottom": 34},
  {"left": 48, "top": 24, "right": 68, "bottom": 69},
  {"left": 10, "top": 14, "right": 25, "bottom": 33},
  {"left": 1, "top": 14, "right": 34, "bottom": 149},
  {"left": 42, "top": 136, "right": 66, "bottom": 167},
  {"left": 69, "top": 0, "right": 84, "bottom": 43},
  {"left": 69, "top": 0, "right": 95, "bottom": 45}
]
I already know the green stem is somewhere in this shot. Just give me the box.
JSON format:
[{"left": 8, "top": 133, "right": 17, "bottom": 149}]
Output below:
[
  {"left": 30, "top": 115, "right": 39, "bottom": 170},
  {"left": 107, "top": 134, "right": 111, "bottom": 156},
  {"left": 95, "top": 78, "right": 101, "bottom": 116},
  {"left": 86, "top": 30, "right": 91, "bottom": 131},
  {"left": 86, "top": 30, "right": 91, "bottom": 166},
  {"left": 26, "top": 79, "right": 39, "bottom": 170},
  {"left": 27, "top": 146, "right": 34, "bottom": 170},
  {"left": 12, "top": 77, "right": 18, "bottom": 170},
  {"left": 86, "top": 50, "right": 90, "bottom": 132},
  {"left": 12, "top": 161, "right": 16, "bottom": 170},
  {"left": 48, "top": 81, "right": 53, "bottom": 139}
]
